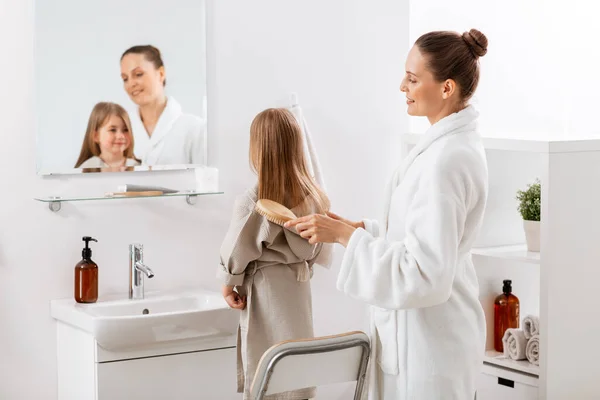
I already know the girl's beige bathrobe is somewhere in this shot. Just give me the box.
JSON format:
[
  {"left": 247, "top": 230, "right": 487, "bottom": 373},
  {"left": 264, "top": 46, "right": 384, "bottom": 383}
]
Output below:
[{"left": 218, "top": 187, "right": 329, "bottom": 400}]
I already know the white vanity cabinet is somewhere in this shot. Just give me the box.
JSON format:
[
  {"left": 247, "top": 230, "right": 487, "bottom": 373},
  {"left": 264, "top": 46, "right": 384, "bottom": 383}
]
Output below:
[
  {"left": 96, "top": 348, "right": 238, "bottom": 400},
  {"left": 56, "top": 321, "right": 239, "bottom": 400},
  {"left": 52, "top": 288, "right": 241, "bottom": 400}
]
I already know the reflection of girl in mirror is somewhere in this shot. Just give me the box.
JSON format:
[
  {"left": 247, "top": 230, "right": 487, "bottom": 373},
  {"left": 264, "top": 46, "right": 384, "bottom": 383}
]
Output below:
[
  {"left": 120, "top": 45, "right": 206, "bottom": 166},
  {"left": 75, "top": 102, "right": 141, "bottom": 169}
]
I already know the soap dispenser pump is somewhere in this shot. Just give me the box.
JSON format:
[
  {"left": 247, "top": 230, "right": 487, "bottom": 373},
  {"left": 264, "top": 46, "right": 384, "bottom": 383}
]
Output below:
[{"left": 75, "top": 236, "right": 99, "bottom": 303}]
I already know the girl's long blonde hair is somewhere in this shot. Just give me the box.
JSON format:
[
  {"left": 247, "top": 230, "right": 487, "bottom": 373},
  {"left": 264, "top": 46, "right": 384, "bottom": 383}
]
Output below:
[
  {"left": 250, "top": 108, "right": 330, "bottom": 215},
  {"left": 75, "top": 102, "right": 138, "bottom": 168}
]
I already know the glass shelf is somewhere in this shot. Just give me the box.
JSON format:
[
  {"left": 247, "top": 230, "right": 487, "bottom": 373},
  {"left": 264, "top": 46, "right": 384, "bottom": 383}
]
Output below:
[{"left": 34, "top": 190, "right": 224, "bottom": 212}]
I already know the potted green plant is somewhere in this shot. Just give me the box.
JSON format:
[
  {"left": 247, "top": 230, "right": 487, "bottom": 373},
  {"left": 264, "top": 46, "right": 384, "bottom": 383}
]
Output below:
[{"left": 516, "top": 179, "right": 541, "bottom": 252}]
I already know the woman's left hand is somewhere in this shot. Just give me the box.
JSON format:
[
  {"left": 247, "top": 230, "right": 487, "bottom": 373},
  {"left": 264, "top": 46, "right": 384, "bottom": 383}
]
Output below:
[{"left": 285, "top": 213, "right": 357, "bottom": 246}]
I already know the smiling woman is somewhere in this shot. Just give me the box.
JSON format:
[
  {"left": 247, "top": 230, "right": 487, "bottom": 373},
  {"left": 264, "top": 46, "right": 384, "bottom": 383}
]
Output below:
[
  {"left": 119, "top": 45, "right": 207, "bottom": 167},
  {"left": 285, "top": 28, "right": 491, "bottom": 400},
  {"left": 401, "top": 29, "right": 487, "bottom": 125}
]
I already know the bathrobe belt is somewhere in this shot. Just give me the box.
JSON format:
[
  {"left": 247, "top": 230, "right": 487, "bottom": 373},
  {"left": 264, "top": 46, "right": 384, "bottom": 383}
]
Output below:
[{"left": 246, "top": 261, "right": 311, "bottom": 282}]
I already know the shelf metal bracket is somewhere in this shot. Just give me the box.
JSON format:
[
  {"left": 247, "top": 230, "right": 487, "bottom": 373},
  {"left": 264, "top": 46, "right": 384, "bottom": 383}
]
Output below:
[
  {"left": 185, "top": 193, "right": 198, "bottom": 206},
  {"left": 49, "top": 197, "right": 62, "bottom": 212}
]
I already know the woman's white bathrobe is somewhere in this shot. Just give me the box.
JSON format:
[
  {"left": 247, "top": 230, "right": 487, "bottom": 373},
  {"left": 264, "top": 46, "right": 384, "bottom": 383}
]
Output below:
[
  {"left": 130, "top": 96, "right": 206, "bottom": 166},
  {"left": 338, "top": 106, "right": 488, "bottom": 400}
]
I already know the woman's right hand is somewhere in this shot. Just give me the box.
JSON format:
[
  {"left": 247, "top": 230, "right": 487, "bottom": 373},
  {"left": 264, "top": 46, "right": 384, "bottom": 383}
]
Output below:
[
  {"left": 326, "top": 211, "right": 365, "bottom": 230},
  {"left": 222, "top": 285, "right": 246, "bottom": 310}
]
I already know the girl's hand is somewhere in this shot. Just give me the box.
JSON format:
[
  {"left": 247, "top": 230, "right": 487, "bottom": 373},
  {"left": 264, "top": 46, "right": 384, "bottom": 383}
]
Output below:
[
  {"left": 326, "top": 211, "right": 365, "bottom": 230},
  {"left": 222, "top": 285, "right": 246, "bottom": 310},
  {"left": 285, "top": 213, "right": 357, "bottom": 247}
]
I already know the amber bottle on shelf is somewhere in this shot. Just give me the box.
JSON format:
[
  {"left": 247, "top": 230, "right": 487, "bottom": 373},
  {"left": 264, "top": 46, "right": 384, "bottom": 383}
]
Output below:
[
  {"left": 493, "top": 279, "right": 520, "bottom": 352},
  {"left": 74, "top": 236, "right": 99, "bottom": 303}
]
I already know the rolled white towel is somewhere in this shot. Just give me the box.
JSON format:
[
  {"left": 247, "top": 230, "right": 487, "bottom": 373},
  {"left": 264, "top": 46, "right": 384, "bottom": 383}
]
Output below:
[
  {"left": 526, "top": 334, "right": 540, "bottom": 365},
  {"left": 502, "top": 328, "right": 527, "bottom": 360},
  {"left": 522, "top": 315, "right": 540, "bottom": 340}
]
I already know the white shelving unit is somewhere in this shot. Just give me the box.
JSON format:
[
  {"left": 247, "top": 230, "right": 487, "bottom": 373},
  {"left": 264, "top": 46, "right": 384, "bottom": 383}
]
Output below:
[
  {"left": 402, "top": 133, "right": 600, "bottom": 400},
  {"left": 472, "top": 245, "right": 540, "bottom": 264},
  {"left": 483, "top": 350, "right": 539, "bottom": 377}
]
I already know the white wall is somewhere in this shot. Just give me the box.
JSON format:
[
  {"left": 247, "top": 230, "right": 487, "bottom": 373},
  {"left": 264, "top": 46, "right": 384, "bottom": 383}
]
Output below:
[
  {"left": 0, "top": 0, "right": 408, "bottom": 399},
  {"left": 408, "top": 0, "right": 573, "bottom": 137},
  {"left": 35, "top": 0, "right": 207, "bottom": 172},
  {"left": 558, "top": 1, "right": 600, "bottom": 136}
]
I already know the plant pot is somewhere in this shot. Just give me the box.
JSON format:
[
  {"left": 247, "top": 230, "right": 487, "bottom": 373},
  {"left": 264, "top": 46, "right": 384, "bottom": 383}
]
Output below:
[{"left": 523, "top": 220, "right": 540, "bottom": 252}]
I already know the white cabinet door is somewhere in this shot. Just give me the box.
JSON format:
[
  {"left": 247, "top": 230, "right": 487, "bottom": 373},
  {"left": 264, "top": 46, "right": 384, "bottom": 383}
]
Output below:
[{"left": 97, "top": 347, "right": 239, "bottom": 400}]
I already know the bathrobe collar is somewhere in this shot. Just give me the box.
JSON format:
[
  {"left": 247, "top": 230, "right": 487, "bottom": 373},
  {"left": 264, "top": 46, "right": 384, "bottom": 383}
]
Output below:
[
  {"left": 141, "top": 96, "right": 183, "bottom": 146},
  {"left": 404, "top": 105, "right": 479, "bottom": 172},
  {"left": 383, "top": 105, "right": 479, "bottom": 230}
]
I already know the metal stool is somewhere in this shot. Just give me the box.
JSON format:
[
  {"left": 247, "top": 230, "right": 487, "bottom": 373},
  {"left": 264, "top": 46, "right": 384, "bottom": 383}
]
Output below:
[{"left": 250, "top": 331, "right": 370, "bottom": 400}]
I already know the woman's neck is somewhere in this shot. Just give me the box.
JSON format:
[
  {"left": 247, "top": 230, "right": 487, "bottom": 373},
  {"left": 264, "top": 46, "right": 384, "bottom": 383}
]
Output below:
[
  {"left": 100, "top": 153, "right": 126, "bottom": 167},
  {"left": 427, "top": 102, "right": 466, "bottom": 125},
  {"left": 139, "top": 96, "right": 168, "bottom": 137}
]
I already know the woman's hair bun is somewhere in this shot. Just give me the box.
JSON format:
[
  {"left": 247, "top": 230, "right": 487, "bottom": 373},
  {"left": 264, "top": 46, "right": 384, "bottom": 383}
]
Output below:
[{"left": 462, "top": 28, "right": 488, "bottom": 58}]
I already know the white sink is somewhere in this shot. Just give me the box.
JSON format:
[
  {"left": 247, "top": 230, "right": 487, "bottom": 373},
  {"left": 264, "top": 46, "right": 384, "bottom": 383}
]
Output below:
[{"left": 51, "top": 289, "right": 239, "bottom": 351}]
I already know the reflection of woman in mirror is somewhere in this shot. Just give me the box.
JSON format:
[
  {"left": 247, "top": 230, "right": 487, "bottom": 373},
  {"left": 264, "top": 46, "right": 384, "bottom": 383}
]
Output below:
[
  {"left": 120, "top": 45, "right": 206, "bottom": 166},
  {"left": 75, "top": 102, "right": 141, "bottom": 169}
]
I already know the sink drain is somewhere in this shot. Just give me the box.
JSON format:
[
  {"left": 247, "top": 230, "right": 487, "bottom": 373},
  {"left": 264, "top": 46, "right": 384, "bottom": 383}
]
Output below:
[{"left": 142, "top": 308, "right": 149, "bottom": 315}]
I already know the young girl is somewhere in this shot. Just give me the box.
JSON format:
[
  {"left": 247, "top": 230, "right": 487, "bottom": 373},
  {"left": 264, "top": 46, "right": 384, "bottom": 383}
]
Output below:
[
  {"left": 75, "top": 102, "right": 141, "bottom": 170},
  {"left": 218, "top": 108, "right": 330, "bottom": 400}
]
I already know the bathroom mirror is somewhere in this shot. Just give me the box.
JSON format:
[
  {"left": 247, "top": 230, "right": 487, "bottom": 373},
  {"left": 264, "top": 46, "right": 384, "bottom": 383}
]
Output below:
[{"left": 34, "top": 0, "right": 208, "bottom": 175}]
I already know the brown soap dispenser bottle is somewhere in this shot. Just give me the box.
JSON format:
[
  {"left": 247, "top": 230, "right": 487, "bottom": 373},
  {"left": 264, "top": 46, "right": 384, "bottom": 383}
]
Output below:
[
  {"left": 494, "top": 279, "right": 520, "bottom": 352},
  {"left": 75, "top": 236, "right": 99, "bottom": 303}
]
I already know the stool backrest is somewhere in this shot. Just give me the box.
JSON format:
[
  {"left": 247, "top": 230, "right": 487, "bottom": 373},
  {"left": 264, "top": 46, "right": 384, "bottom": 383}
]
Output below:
[{"left": 249, "top": 331, "right": 370, "bottom": 400}]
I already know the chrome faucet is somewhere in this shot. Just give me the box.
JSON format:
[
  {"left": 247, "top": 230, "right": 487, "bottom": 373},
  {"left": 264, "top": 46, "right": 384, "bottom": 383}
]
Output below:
[{"left": 129, "top": 243, "right": 154, "bottom": 300}]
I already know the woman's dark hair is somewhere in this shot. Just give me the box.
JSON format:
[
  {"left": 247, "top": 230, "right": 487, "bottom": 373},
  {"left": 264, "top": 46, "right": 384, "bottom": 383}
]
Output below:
[
  {"left": 415, "top": 28, "right": 488, "bottom": 103},
  {"left": 121, "top": 45, "right": 166, "bottom": 86}
]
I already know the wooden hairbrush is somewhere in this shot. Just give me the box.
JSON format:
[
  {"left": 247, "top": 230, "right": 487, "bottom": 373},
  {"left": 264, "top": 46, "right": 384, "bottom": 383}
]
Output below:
[{"left": 254, "top": 199, "right": 297, "bottom": 227}]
